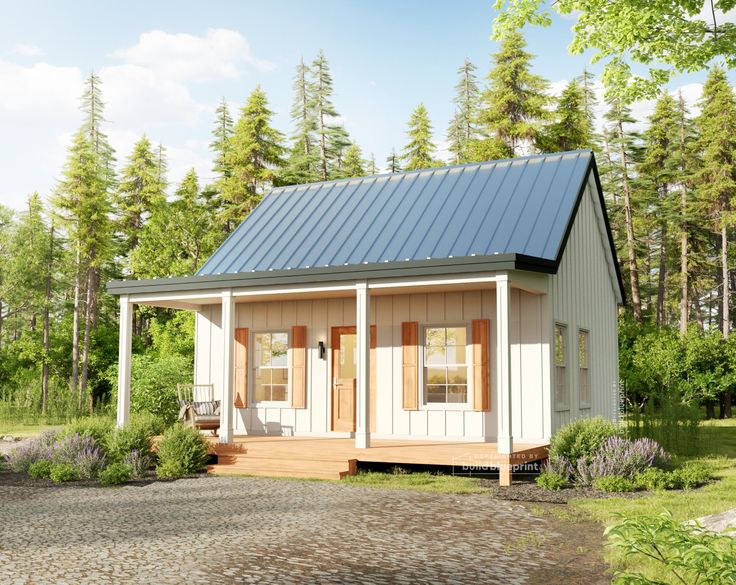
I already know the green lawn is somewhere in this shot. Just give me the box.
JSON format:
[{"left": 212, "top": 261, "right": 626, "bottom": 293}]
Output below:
[
  {"left": 0, "top": 421, "right": 60, "bottom": 437},
  {"left": 343, "top": 469, "right": 488, "bottom": 494}
]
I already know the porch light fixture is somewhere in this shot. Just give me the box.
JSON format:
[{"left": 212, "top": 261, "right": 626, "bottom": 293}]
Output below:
[{"left": 318, "top": 341, "right": 326, "bottom": 360}]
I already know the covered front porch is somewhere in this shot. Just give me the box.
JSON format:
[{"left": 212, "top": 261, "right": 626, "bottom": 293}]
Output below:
[{"left": 114, "top": 267, "right": 552, "bottom": 485}]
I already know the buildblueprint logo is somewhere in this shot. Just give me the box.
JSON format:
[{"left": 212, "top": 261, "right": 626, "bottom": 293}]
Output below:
[{"left": 451, "top": 453, "right": 541, "bottom": 477}]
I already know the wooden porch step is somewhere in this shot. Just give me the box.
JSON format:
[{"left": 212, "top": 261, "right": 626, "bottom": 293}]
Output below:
[{"left": 208, "top": 456, "right": 356, "bottom": 481}]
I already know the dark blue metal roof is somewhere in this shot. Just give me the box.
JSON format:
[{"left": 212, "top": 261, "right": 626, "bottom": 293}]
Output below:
[{"left": 198, "top": 150, "right": 597, "bottom": 277}]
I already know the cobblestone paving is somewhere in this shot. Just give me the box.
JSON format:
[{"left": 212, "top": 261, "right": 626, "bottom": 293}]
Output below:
[{"left": 0, "top": 476, "right": 566, "bottom": 584}]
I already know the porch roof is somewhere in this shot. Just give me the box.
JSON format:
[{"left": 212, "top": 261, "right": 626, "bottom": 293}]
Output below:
[{"left": 108, "top": 150, "right": 625, "bottom": 300}]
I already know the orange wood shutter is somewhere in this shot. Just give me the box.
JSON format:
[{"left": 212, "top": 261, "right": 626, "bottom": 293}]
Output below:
[
  {"left": 402, "top": 321, "right": 419, "bottom": 410},
  {"left": 234, "top": 328, "right": 248, "bottom": 408},
  {"left": 472, "top": 319, "right": 491, "bottom": 411},
  {"left": 291, "top": 325, "right": 307, "bottom": 409},
  {"left": 370, "top": 325, "right": 377, "bottom": 432}
]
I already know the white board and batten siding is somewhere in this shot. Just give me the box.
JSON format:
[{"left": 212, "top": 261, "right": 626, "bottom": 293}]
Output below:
[
  {"left": 194, "top": 288, "right": 549, "bottom": 443},
  {"left": 550, "top": 178, "right": 620, "bottom": 434}
]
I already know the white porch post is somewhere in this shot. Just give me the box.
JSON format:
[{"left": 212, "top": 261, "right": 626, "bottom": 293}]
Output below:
[
  {"left": 220, "top": 290, "right": 235, "bottom": 444},
  {"left": 496, "top": 274, "right": 513, "bottom": 454},
  {"left": 116, "top": 295, "right": 133, "bottom": 428},
  {"left": 355, "top": 281, "right": 370, "bottom": 448}
]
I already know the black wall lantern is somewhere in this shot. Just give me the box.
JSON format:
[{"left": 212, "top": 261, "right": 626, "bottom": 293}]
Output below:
[{"left": 318, "top": 341, "right": 326, "bottom": 360}]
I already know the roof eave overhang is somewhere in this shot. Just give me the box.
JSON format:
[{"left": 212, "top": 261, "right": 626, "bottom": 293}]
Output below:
[{"left": 107, "top": 253, "right": 557, "bottom": 297}]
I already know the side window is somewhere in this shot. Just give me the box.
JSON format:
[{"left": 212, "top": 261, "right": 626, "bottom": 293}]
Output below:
[
  {"left": 554, "top": 324, "right": 569, "bottom": 411},
  {"left": 424, "top": 325, "right": 469, "bottom": 405},
  {"left": 253, "top": 331, "right": 289, "bottom": 403},
  {"left": 579, "top": 329, "right": 590, "bottom": 409}
]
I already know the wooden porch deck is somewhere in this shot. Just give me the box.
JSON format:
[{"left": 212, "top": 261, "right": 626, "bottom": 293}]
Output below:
[{"left": 207, "top": 436, "right": 549, "bottom": 483}]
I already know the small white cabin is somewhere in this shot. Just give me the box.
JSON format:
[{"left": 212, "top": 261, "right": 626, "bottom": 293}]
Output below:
[{"left": 109, "top": 150, "right": 624, "bottom": 483}]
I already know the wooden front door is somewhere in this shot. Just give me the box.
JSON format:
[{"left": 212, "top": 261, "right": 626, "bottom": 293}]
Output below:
[{"left": 331, "top": 326, "right": 356, "bottom": 432}]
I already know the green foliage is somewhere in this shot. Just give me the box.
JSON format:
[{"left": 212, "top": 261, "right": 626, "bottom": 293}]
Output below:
[
  {"left": 592, "top": 475, "right": 636, "bottom": 493},
  {"left": 447, "top": 58, "right": 481, "bottom": 164},
  {"left": 634, "top": 468, "right": 679, "bottom": 491},
  {"left": 60, "top": 416, "right": 114, "bottom": 447},
  {"left": 155, "top": 424, "right": 209, "bottom": 479},
  {"left": 535, "top": 470, "right": 568, "bottom": 490},
  {"left": 336, "top": 142, "right": 366, "bottom": 178},
  {"left": 549, "top": 417, "right": 619, "bottom": 464},
  {"left": 105, "top": 414, "right": 162, "bottom": 462},
  {"left": 146, "top": 311, "right": 195, "bottom": 361},
  {"left": 401, "top": 103, "right": 439, "bottom": 170},
  {"left": 537, "top": 79, "right": 594, "bottom": 152},
  {"left": 27, "top": 459, "right": 54, "bottom": 479},
  {"left": 49, "top": 463, "right": 81, "bottom": 483},
  {"left": 672, "top": 461, "right": 712, "bottom": 490},
  {"left": 108, "top": 354, "right": 193, "bottom": 425},
  {"left": 98, "top": 462, "right": 132, "bottom": 486},
  {"left": 606, "top": 512, "right": 736, "bottom": 584}
]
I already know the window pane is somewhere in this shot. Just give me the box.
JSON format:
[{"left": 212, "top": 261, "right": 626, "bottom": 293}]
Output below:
[
  {"left": 271, "top": 385, "right": 288, "bottom": 402},
  {"left": 578, "top": 330, "right": 588, "bottom": 369},
  {"left": 555, "top": 325, "right": 566, "bottom": 366},
  {"left": 426, "top": 385, "right": 447, "bottom": 403},
  {"left": 579, "top": 370, "right": 589, "bottom": 405},
  {"left": 425, "top": 327, "right": 445, "bottom": 347},
  {"left": 446, "top": 327, "right": 466, "bottom": 347},
  {"left": 339, "top": 333, "right": 357, "bottom": 379},
  {"left": 273, "top": 368, "right": 288, "bottom": 384},
  {"left": 425, "top": 345, "right": 446, "bottom": 365},
  {"left": 447, "top": 366, "right": 467, "bottom": 385},
  {"left": 271, "top": 333, "right": 288, "bottom": 367},
  {"left": 446, "top": 344, "right": 466, "bottom": 365},
  {"left": 254, "top": 369, "right": 270, "bottom": 402},
  {"left": 426, "top": 367, "right": 447, "bottom": 385},
  {"left": 447, "top": 385, "right": 467, "bottom": 403}
]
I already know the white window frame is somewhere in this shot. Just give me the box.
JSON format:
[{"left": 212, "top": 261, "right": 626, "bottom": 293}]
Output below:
[
  {"left": 420, "top": 323, "right": 473, "bottom": 411},
  {"left": 554, "top": 323, "right": 570, "bottom": 412},
  {"left": 250, "top": 329, "right": 291, "bottom": 406},
  {"left": 578, "top": 328, "right": 591, "bottom": 410}
]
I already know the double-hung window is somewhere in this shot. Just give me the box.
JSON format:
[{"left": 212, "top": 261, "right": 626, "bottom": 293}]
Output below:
[
  {"left": 554, "top": 324, "right": 569, "bottom": 411},
  {"left": 578, "top": 329, "right": 590, "bottom": 408},
  {"left": 253, "top": 331, "right": 289, "bottom": 403},
  {"left": 424, "top": 325, "right": 469, "bottom": 405}
]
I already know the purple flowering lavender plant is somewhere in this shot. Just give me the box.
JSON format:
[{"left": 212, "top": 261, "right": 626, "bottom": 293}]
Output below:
[
  {"left": 575, "top": 436, "right": 670, "bottom": 486},
  {"left": 7, "top": 437, "right": 54, "bottom": 473},
  {"left": 122, "top": 449, "right": 152, "bottom": 479},
  {"left": 52, "top": 433, "right": 106, "bottom": 479}
]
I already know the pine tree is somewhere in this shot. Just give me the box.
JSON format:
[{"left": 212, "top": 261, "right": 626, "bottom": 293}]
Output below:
[
  {"left": 328, "top": 124, "right": 352, "bottom": 177},
  {"left": 367, "top": 153, "right": 378, "bottom": 175},
  {"left": 386, "top": 148, "right": 402, "bottom": 173},
  {"left": 116, "top": 136, "right": 167, "bottom": 255},
  {"left": 537, "top": 79, "right": 594, "bottom": 152},
  {"left": 221, "top": 86, "right": 286, "bottom": 230},
  {"left": 447, "top": 58, "right": 480, "bottom": 164},
  {"left": 337, "top": 142, "right": 366, "bottom": 178},
  {"left": 401, "top": 103, "right": 438, "bottom": 171},
  {"left": 477, "top": 30, "right": 549, "bottom": 156},
  {"left": 210, "top": 98, "right": 234, "bottom": 179},
  {"left": 640, "top": 92, "right": 680, "bottom": 325},
  {"left": 283, "top": 58, "right": 320, "bottom": 185},
  {"left": 579, "top": 68, "right": 599, "bottom": 145},
  {"left": 80, "top": 72, "right": 115, "bottom": 184},
  {"left": 695, "top": 67, "right": 736, "bottom": 339}
]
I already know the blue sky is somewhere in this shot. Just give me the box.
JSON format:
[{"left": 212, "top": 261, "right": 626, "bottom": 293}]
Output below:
[{"left": 0, "top": 0, "right": 716, "bottom": 211}]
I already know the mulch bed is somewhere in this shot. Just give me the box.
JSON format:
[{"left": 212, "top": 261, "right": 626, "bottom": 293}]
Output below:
[{"left": 480, "top": 477, "right": 649, "bottom": 503}]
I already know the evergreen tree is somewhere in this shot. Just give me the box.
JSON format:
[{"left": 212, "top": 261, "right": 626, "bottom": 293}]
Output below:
[
  {"left": 80, "top": 72, "right": 115, "bottom": 184},
  {"left": 283, "top": 58, "right": 320, "bottom": 185},
  {"left": 537, "top": 79, "right": 594, "bottom": 152},
  {"left": 695, "top": 67, "right": 736, "bottom": 339},
  {"left": 327, "top": 124, "right": 352, "bottom": 177},
  {"left": 337, "top": 142, "right": 366, "bottom": 178},
  {"left": 640, "top": 92, "right": 680, "bottom": 325},
  {"left": 116, "top": 135, "right": 167, "bottom": 255},
  {"left": 579, "top": 68, "right": 599, "bottom": 144},
  {"left": 311, "top": 51, "right": 344, "bottom": 180},
  {"left": 476, "top": 30, "right": 549, "bottom": 156},
  {"left": 221, "top": 86, "right": 286, "bottom": 230},
  {"left": 210, "top": 97, "right": 234, "bottom": 179},
  {"left": 386, "top": 148, "right": 402, "bottom": 173},
  {"left": 367, "top": 153, "right": 378, "bottom": 175},
  {"left": 401, "top": 103, "right": 438, "bottom": 171},
  {"left": 447, "top": 58, "right": 480, "bottom": 163}
]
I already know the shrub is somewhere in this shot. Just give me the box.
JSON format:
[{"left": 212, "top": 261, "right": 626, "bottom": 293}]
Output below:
[
  {"left": 549, "top": 417, "right": 619, "bottom": 464},
  {"left": 7, "top": 436, "right": 54, "bottom": 473},
  {"left": 634, "top": 467, "right": 678, "bottom": 491},
  {"left": 155, "top": 424, "right": 209, "bottom": 479},
  {"left": 536, "top": 470, "right": 568, "bottom": 490},
  {"left": 49, "top": 463, "right": 81, "bottom": 483},
  {"left": 27, "top": 459, "right": 54, "bottom": 479},
  {"left": 122, "top": 449, "right": 153, "bottom": 479},
  {"left": 592, "top": 475, "right": 636, "bottom": 492},
  {"left": 60, "top": 417, "right": 114, "bottom": 448},
  {"left": 672, "top": 461, "right": 711, "bottom": 489},
  {"left": 106, "top": 418, "right": 157, "bottom": 463},
  {"left": 607, "top": 512, "right": 736, "bottom": 584},
  {"left": 99, "top": 463, "right": 132, "bottom": 486},
  {"left": 52, "top": 433, "right": 106, "bottom": 479},
  {"left": 575, "top": 436, "right": 670, "bottom": 486}
]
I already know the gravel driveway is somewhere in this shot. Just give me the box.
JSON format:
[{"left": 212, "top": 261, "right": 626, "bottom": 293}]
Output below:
[{"left": 0, "top": 474, "right": 607, "bottom": 584}]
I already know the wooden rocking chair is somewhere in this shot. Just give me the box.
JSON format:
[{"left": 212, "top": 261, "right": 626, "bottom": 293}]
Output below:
[{"left": 176, "top": 384, "right": 220, "bottom": 435}]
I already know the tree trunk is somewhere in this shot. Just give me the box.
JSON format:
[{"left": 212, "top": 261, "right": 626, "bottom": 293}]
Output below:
[
  {"left": 0, "top": 298, "right": 4, "bottom": 351},
  {"left": 80, "top": 264, "right": 96, "bottom": 413},
  {"left": 722, "top": 216, "right": 729, "bottom": 338},
  {"left": 720, "top": 390, "right": 733, "bottom": 419},
  {"left": 617, "top": 117, "right": 643, "bottom": 321},
  {"left": 41, "top": 225, "right": 54, "bottom": 416},
  {"left": 657, "top": 219, "right": 667, "bottom": 326},
  {"left": 71, "top": 244, "right": 81, "bottom": 398},
  {"left": 706, "top": 401, "right": 716, "bottom": 420},
  {"left": 680, "top": 187, "right": 689, "bottom": 334}
]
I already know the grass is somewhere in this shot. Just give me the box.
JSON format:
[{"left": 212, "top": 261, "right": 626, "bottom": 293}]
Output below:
[
  {"left": 571, "top": 418, "right": 736, "bottom": 583},
  {"left": 343, "top": 468, "right": 489, "bottom": 494},
  {"left": 0, "top": 421, "right": 60, "bottom": 437}
]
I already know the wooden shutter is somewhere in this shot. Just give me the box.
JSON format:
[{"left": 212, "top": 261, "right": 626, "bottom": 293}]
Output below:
[
  {"left": 370, "top": 325, "right": 377, "bottom": 432},
  {"left": 234, "top": 328, "right": 248, "bottom": 408},
  {"left": 472, "top": 319, "right": 490, "bottom": 411},
  {"left": 291, "top": 325, "right": 307, "bottom": 409},
  {"left": 402, "top": 321, "right": 419, "bottom": 410}
]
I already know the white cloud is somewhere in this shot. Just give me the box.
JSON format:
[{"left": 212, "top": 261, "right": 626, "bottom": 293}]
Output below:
[
  {"left": 112, "top": 28, "right": 274, "bottom": 83},
  {"left": 11, "top": 43, "right": 44, "bottom": 57}
]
